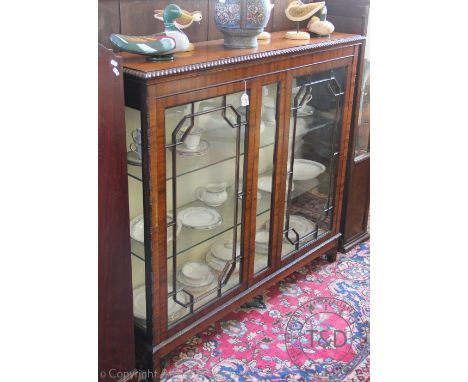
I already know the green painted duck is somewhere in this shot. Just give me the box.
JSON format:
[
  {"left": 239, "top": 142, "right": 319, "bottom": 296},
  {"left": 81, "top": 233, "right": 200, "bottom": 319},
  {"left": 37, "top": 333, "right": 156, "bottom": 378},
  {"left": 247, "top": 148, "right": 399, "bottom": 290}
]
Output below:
[{"left": 110, "top": 4, "right": 190, "bottom": 61}]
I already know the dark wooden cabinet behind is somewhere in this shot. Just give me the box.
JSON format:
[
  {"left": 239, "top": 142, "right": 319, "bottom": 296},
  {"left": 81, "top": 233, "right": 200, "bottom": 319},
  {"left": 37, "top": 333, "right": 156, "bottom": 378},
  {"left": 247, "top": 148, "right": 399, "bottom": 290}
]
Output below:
[
  {"left": 98, "top": 44, "right": 137, "bottom": 382},
  {"left": 98, "top": 0, "right": 370, "bottom": 48}
]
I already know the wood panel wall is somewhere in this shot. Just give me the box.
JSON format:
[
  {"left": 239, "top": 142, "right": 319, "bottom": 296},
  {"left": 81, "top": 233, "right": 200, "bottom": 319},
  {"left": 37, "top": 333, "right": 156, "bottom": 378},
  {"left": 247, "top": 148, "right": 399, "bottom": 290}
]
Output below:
[{"left": 98, "top": 0, "right": 369, "bottom": 48}]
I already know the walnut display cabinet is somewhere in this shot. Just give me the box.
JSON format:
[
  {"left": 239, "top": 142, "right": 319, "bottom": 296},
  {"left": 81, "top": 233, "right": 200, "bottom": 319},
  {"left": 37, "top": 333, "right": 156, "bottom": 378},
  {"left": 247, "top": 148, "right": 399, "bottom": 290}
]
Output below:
[{"left": 119, "top": 31, "right": 364, "bottom": 378}]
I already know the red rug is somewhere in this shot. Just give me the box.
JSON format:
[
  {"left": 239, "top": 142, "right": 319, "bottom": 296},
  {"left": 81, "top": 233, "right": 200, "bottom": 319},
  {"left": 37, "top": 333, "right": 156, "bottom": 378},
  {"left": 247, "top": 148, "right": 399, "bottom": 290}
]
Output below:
[{"left": 161, "top": 242, "right": 370, "bottom": 381}]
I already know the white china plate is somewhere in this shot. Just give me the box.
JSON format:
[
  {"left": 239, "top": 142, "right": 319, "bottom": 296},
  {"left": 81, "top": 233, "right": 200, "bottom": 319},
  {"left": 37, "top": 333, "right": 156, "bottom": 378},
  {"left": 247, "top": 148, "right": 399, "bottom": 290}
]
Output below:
[
  {"left": 285, "top": 215, "right": 316, "bottom": 240},
  {"left": 167, "top": 291, "right": 187, "bottom": 321},
  {"left": 206, "top": 252, "right": 240, "bottom": 274},
  {"left": 133, "top": 285, "right": 146, "bottom": 320},
  {"left": 293, "top": 159, "right": 326, "bottom": 181},
  {"left": 177, "top": 265, "right": 216, "bottom": 289},
  {"left": 130, "top": 213, "right": 181, "bottom": 243},
  {"left": 265, "top": 215, "right": 316, "bottom": 241},
  {"left": 127, "top": 151, "right": 142, "bottom": 166},
  {"left": 211, "top": 241, "right": 240, "bottom": 261},
  {"left": 258, "top": 176, "right": 295, "bottom": 193},
  {"left": 177, "top": 207, "right": 222, "bottom": 230},
  {"left": 181, "top": 262, "right": 211, "bottom": 281},
  {"left": 195, "top": 187, "right": 227, "bottom": 207},
  {"left": 130, "top": 215, "right": 145, "bottom": 243},
  {"left": 134, "top": 284, "right": 187, "bottom": 321},
  {"left": 176, "top": 139, "right": 210, "bottom": 156},
  {"left": 255, "top": 230, "right": 269, "bottom": 244}
]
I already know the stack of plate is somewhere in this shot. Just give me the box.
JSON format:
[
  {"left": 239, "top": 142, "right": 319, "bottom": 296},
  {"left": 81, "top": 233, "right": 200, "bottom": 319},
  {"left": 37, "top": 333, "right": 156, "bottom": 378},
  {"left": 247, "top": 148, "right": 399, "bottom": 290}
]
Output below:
[
  {"left": 130, "top": 212, "right": 181, "bottom": 243},
  {"left": 176, "top": 261, "right": 217, "bottom": 294},
  {"left": 133, "top": 283, "right": 187, "bottom": 323},
  {"left": 206, "top": 240, "right": 241, "bottom": 274},
  {"left": 255, "top": 230, "right": 270, "bottom": 255}
]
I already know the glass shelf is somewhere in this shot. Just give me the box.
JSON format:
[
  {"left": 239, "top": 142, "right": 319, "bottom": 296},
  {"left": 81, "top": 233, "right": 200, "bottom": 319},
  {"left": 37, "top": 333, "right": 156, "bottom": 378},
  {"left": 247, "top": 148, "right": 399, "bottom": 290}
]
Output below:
[
  {"left": 131, "top": 239, "right": 145, "bottom": 262},
  {"left": 130, "top": 191, "right": 272, "bottom": 262},
  {"left": 126, "top": 132, "right": 277, "bottom": 183}
]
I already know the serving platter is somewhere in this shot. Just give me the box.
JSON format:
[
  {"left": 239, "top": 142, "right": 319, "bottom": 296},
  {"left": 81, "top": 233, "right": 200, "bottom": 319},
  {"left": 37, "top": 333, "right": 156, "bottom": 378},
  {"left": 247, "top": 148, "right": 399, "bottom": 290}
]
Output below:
[{"left": 177, "top": 207, "right": 222, "bottom": 230}]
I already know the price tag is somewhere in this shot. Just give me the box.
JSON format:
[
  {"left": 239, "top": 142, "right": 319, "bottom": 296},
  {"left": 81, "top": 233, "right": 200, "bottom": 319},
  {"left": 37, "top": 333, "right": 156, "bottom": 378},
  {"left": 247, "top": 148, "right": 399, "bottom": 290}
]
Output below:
[
  {"left": 241, "top": 92, "right": 249, "bottom": 107},
  {"left": 240, "top": 80, "right": 249, "bottom": 106}
]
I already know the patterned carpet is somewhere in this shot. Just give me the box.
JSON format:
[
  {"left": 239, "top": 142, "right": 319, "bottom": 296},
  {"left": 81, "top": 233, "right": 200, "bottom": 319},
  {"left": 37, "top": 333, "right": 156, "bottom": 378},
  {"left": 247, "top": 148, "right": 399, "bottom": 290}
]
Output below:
[{"left": 161, "top": 242, "right": 370, "bottom": 382}]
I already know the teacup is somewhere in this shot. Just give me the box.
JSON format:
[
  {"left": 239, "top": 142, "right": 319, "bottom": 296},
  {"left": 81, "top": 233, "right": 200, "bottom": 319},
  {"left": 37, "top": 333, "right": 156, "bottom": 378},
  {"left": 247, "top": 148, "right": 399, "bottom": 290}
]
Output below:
[
  {"left": 183, "top": 128, "right": 202, "bottom": 150},
  {"left": 196, "top": 182, "right": 229, "bottom": 207}
]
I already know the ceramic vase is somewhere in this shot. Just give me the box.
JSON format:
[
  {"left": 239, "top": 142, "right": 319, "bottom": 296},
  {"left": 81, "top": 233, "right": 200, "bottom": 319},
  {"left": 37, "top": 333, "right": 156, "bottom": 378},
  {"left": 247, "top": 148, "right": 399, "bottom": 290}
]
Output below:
[{"left": 213, "top": 0, "right": 273, "bottom": 49}]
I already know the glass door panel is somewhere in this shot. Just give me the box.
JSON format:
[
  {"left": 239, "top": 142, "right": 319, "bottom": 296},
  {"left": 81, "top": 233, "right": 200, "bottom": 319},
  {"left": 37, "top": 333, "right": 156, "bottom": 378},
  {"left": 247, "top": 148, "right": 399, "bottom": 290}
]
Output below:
[
  {"left": 282, "top": 67, "right": 347, "bottom": 259},
  {"left": 254, "top": 82, "right": 279, "bottom": 274},
  {"left": 124, "top": 107, "right": 149, "bottom": 329},
  {"left": 164, "top": 90, "right": 248, "bottom": 327}
]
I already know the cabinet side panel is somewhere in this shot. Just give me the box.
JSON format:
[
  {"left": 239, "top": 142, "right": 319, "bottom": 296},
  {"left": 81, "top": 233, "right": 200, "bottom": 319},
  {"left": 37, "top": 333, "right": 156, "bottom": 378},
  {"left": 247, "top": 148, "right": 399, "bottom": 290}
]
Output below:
[{"left": 98, "top": 44, "right": 136, "bottom": 381}]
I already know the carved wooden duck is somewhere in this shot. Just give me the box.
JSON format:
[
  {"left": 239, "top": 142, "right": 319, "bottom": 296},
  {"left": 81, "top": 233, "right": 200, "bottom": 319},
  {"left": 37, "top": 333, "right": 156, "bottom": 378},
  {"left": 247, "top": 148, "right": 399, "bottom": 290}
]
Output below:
[
  {"left": 154, "top": 8, "right": 202, "bottom": 30},
  {"left": 307, "top": 5, "right": 335, "bottom": 36},
  {"left": 110, "top": 4, "right": 189, "bottom": 61},
  {"left": 285, "top": 0, "right": 326, "bottom": 22}
]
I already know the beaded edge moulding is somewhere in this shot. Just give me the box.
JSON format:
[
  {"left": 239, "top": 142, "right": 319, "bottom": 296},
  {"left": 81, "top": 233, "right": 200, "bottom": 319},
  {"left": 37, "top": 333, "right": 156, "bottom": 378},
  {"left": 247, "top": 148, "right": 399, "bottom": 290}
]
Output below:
[{"left": 122, "top": 35, "right": 365, "bottom": 79}]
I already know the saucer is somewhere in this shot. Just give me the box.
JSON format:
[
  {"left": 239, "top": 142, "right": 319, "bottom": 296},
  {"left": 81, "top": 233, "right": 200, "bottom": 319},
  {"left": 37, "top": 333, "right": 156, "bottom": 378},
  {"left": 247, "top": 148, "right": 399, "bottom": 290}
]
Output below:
[
  {"left": 258, "top": 176, "right": 295, "bottom": 193},
  {"left": 178, "top": 207, "right": 223, "bottom": 230},
  {"left": 293, "top": 159, "right": 326, "bottom": 181},
  {"left": 130, "top": 215, "right": 145, "bottom": 243},
  {"left": 176, "top": 139, "right": 210, "bottom": 157},
  {"left": 127, "top": 151, "right": 142, "bottom": 166}
]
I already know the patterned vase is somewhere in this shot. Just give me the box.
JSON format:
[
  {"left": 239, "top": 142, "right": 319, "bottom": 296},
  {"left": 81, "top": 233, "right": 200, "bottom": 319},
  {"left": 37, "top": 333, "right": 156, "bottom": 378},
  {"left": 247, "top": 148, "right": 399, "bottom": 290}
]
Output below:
[{"left": 213, "top": 0, "right": 273, "bottom": 49}]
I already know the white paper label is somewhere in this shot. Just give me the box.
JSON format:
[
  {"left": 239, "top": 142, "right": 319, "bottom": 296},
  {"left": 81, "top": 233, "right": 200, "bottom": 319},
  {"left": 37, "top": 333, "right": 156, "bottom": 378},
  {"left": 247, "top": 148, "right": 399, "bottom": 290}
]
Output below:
[
  {"left": 110, "top": 59, "right": 118, "bottom": 67},
  {"left": 220, "top": 0, "right": 225, "bottom": 3},
  {"left": 241, "top": 93, "right": 249, "bottom": 107},
  {"left": 113, "top": 67, "right": 120, "bottom": 76}
]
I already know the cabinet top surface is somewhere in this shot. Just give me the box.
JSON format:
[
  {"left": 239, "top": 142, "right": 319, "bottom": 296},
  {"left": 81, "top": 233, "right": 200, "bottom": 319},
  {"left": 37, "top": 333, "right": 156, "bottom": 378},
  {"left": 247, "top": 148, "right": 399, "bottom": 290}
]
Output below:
[{"left": 120, "top": 31, "right": 364, "bottom": 80}]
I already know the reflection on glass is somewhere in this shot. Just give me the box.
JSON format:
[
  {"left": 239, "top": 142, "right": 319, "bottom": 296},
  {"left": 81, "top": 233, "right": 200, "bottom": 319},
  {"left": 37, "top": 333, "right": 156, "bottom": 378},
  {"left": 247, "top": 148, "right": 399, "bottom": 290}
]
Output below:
[
  {"left": 282, "top": 68, "right": 346, "bottom": 259},
  {"left": 164, "top": 90, "right": 248, "bottom": 326},
  {"left": 254, "top": 83, "right": 279, "bottom": 274},
  {"left": 355, "top": 58, "right": 370, "bottom": 157},
  {"left": 355, "top": 18, "right": 370, "bottom": 158}
]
